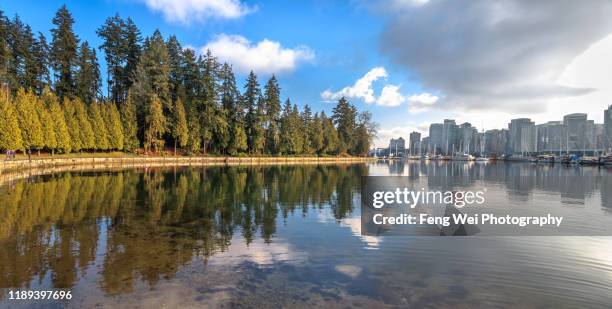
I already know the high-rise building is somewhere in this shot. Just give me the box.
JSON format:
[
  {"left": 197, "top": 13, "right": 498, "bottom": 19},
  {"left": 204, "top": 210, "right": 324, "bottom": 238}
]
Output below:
[
  {"left": 605, "top": 105, "right": 612, "bottom": 151},
  {"left": 409, "top": 132, "right": 421, "bottom": 155},
  {"left": 457, "top": 122, "right": 477, "bottom": 154},
  {"left": 388, "top": 137, "right": 406, "bottom": 157},
  {"left": 508, "top": 118, "right": 536, "bottom": 154},
  {"left": 563, "top": 113, "right": 589, "bottom": 152},
  {"left": 484, "top": 129, "right": 508, "bottom": 155},
  {"left": 429, "top": 123, "right": 444, "bottom": 154},
  {"left": 442, "top": 119, "right": 458, "bottom": 154},
  {"left": 536, "top": 121, "right": 565, "bottom": 153}
]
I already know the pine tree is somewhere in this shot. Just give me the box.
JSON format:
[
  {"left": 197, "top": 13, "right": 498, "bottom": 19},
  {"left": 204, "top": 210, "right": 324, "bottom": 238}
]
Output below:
[
  {"left": 97, "top": 14, "right": 125, "bottom": 103},
  {"left": 62, "top": 97, "right": 82, "bottom": 152},
  {"left": 144, "top": 94, "right": 166, "bottom": 153},
  {"left": 186, "top": 107, "right": 201, "bottom": 153},
  {"left": 89, "top": 102, "right": 109, "bottom": 151},
  {"left": 0, "top": 89, "right": 23, "bottom": 151},
  {"left": 14, "top": 88, "right": 43, "bottom": 156},
  {"left": 243, "top": 71, "right": 264, "bottom": 154},
  {"left": 291, "top": 104, "right": 304, "bottom": 154},
  {"left": 103, "top": 102, "right": 124, "bottom": 151},
  {"left": 31, "top": 32, "right": 50, "bottom": 94},
  {"left": 230, "top": 122, "right": 247, "bottom": 155},
  {"left": 311, "top": 112, "right": 324, "bottom": 155},
  {"left": 75, "top": 41, "right": 101, "bottom": 104},
  {"left": 301, "top": 104, "right": 313, "bottom": 154},
  {"left": 264, "top": 75, "right": 281, "bottom": 155},
  {"left": 121, "top": 92, "right": 139, "bottom": 151},
  {"left": 6, "top": 15, "right": 32, "bottom": 91},
  {"left": 50, "top": 5, "right": 79, "bottom": 99},
  {"left": 35, "top": 95, "right": 57, "bottom": 154},
  {"left": 219, "top": 63, "right": 241, "bottom": 153},
  {"left": 166, "top": 35, "right": 183, "bottom": 103},
  {"left": 123, "top": 17, "right": 141, "bottom": 96},
  {"left": 43, "top": 88, "right": 71, "bottom": 153},
  {"left": 171, "top": 98, "right": 188, "bottom": 155},
  {"left": 332, "top": 97, "right": 357, "bottom": 154},
  {"left": 73, "top": 98, "right": 95, "bottom": 150},
  {"left": 321, "top": 111, "right": 339, "bottom": 155},
  {"left": 0, "top": 11, "right": 9, "bottom": 87}
]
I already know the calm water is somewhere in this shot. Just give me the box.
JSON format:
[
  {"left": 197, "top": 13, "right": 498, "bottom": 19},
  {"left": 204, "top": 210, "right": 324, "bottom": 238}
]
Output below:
[{"left": 1, "top": 162, "right": 611, "bottom": 308}]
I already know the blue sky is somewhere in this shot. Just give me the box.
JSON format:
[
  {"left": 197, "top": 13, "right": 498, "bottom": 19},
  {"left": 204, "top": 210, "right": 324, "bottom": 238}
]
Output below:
[{"left": 3, "top": 1, "right": 612, "bottom": 147}]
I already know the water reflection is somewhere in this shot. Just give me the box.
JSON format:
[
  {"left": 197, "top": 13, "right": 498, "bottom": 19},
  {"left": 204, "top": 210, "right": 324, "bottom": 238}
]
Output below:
[
  {"left": 0, "top": 165, "right": 365, "bottom": 292},
  {"left": 0, "top": 162, "right": 610, "bottom": 307}
]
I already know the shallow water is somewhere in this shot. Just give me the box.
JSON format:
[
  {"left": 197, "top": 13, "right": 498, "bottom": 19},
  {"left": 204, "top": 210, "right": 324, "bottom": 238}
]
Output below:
[{"left": 0, "top": 162, "right": 611, "bottom": 308}]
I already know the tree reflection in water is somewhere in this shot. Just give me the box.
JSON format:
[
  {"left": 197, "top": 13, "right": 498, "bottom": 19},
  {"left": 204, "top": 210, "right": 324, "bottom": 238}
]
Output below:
[{"left": 0, "top": 164, "right": 366, "bottom": 293}]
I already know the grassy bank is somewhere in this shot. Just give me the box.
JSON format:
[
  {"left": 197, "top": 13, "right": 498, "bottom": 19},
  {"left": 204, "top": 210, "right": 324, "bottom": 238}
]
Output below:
[{"left": 0, "top": 153, "right": 374, "bottom": 174}]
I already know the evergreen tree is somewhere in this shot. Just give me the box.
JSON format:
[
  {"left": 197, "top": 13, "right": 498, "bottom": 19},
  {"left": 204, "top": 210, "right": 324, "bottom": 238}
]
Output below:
[
  {"left": 123, "top": 17, "right": 141, "bottom": 95},
  {"left": 89, "top": 102, "right": 110, "bottom": 150},
  {"left": 14, "top": 88, "right": 43, "bottom": 156},
  {"left": 279, "top": 99, "right": 303, "bottom": 155},
  {"left": 181, "top": 49, "right": 200, "bottom": 106},
  {"left": 291, "top": 103, "right": 304, "bottom": 154},
  {"left": 62, "top": 97, "right": 82, "bottom": 152},
  {"left": 0, "top": 11, "right": 9, "bottom": 87},
  {"left": 186, "top": 106, "right": 201, "bottom": 153},
  {"left": 263, "top": 75, "right": 281, "bottom": 154},
  {"left": 103, "top": 102, "right": 124, "bottom": 151},
  {"left": 31, "top": 32, "right": 50, "bottom": 93},
  {"left": 35, "top": 95, "right": 57, "bottom": 154},
  {"left": 97, "top": 14, "right": 125, "bottom": 103},
  {"left": 43, "top": 88, "right": 71, "bottom": 153},
  {"left": 321, "top": 111, "right": 339, "bottom": 155},
  {"left": 144, "top": 94, "right": 166, "bottom": 153},
  {"left": 75, "top": 41, "right": 101, "bottom": 104},
  {"left": 121, "top": 92, "right": 139, "bottom": 151},
  {"left": 331, "top": 97, "right": 357, "bottom": 154},
  {"left": 311, "top": 112, "right": 324, "bottom": 155},
  {"left": 243, "top": 71, "right": 264, "bottom": 154},
  {"left": 50, "top": 5, "right": 79, "bottom": 99},
  {"left": 73, "top": 98, "right": 95, "bottom": 150},
  {"left": 0, "top": 89, "right": 23, "bottom": 151},
  {"left": 301, "top": 104, "right": 313, "bottom": 154},
  {"left": 166, "top": 35, "right": 182, "bottom": 103},
  {"left": 6, "top": 15, "right": 31, "bottom": 91},
  {"left": 219, "top": 63, "right": 241, "bottom": 153},
  {"left": 230, "top": 122, "right": 247, "bottom": 155},
  {"left": 171, "top": 98, "right": 188, "bottom": 155}
]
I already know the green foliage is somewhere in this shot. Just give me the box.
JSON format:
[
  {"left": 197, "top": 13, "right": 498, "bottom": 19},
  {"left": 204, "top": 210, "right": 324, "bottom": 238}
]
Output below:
[
  {"left": 50, "top": 5, "right": 79, "bottom": 99},
  {"left": 172, "top": 98, "right": 188, "bottom": 150},
  {"left": 73, "top": 98, "right": 95, "bottom": 150},
  {"left": 14, "top": 88, "right": 43, "bottom": 151},
  {"left": 0, "top": 7, "right": 377, "bottom": 156},
  {"left": 144, "top": 94, "right": 166, "bottom": 153},
  {"left": 0, "top": 89, "right": 23, "bottom": 151},
  {"left": 62, "top": 97, "right": 82, "bottom": 151},
  {"left": 121, "top": 93, "right": 139, "bottom": 151},
  {"left": 103, "top": 102, "right": 124, "bottom": 150},
  {"left": 44, "top": 89, "right": 71, "bottom": 153}
]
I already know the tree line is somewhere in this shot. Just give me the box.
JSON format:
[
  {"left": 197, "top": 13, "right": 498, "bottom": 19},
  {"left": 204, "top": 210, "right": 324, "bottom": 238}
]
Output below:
[{"left": 0, "top": 5, "right": 377, "bottom": 157}]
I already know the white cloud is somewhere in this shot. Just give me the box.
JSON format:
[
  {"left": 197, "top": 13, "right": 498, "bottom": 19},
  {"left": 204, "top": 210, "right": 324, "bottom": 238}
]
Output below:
[
  {"left": 321, "top": 67, "right": 388, "bottom": 104},
  {"left": 202, "top": 34, "right": 315, "bottom": 75},
  {"left": 407, "top": 92, "right": 439, "bottom": 113},
  {"left": 141, "top": 0, "right": 254, "bottom": 24},
  {"left": 374, "top": 125, "right": 428, "bottom": 148},
  {"left": 376, "top": 84, "right": 405, "bottom": 107}
]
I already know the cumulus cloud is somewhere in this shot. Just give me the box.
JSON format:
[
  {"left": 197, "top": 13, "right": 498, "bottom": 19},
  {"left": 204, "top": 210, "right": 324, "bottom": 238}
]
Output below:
[
  {"left": 202, "top": 34, "right": 315, "bottom": 75},
  {"left": 321, "top": 67, "right": 388, "bottom": 104},
  {"left": 141, "top": 0, "right": 254, "bottom": 23},
  {"left": 407, "top": 92, "right": 439, "bottom": 113},
  {"left": 379, "top": 0, "right": 612, "bottom": 114},
  {"left": 376, "top": 84, "right": 405, "bottom": 107}
]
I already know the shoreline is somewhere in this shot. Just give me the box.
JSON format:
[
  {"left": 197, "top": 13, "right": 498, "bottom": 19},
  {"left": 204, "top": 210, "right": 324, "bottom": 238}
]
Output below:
[{"left": 0, "top": 156, "right": 374, "bottom": 187}]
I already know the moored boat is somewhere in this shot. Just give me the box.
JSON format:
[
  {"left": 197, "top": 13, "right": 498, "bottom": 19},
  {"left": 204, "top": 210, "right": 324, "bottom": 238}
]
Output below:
[{"left": 579, "top": 156, "right": 600, "bottom": 165}]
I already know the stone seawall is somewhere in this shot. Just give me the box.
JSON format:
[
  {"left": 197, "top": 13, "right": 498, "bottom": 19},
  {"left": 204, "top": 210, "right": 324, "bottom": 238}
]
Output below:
[{"left": 0, "top": 156, "right": 373, "bottom": 187}]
